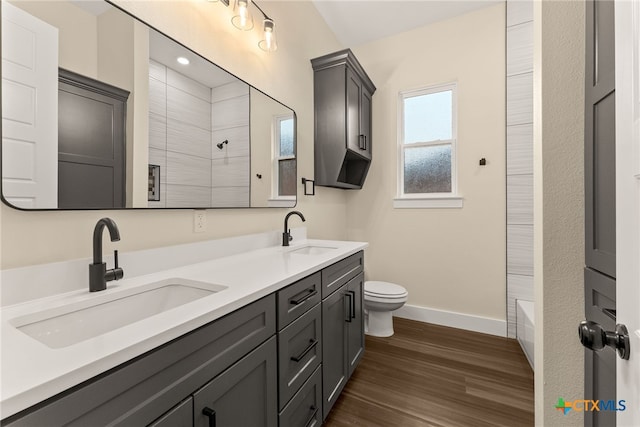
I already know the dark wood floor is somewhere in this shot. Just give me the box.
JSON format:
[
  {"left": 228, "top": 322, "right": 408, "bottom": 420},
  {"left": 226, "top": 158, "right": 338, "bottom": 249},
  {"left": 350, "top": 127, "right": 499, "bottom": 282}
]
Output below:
[{"left": 325, "top": 318, "right": 534, "bottom": 427}]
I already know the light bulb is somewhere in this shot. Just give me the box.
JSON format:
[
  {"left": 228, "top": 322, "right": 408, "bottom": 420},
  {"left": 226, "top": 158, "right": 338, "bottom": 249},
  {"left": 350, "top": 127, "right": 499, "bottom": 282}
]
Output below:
[
  {"left": 258, "top": 18, "right": 277, "bottom": 52},
  {"left": 231, "top": 0, "right": 253, "bottom": 31}
]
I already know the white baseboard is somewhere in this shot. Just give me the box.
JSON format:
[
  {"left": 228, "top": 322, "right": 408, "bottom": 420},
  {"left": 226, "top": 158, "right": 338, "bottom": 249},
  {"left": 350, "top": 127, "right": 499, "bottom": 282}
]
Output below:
[{"left": 394, "top": 304, "right": 507, "bottom": 337}]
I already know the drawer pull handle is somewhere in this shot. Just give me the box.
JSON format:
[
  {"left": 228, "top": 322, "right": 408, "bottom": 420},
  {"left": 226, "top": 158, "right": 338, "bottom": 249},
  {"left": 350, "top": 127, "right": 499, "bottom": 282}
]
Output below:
[
  {"left": 290, "top": 288, "right": 318, "bottom": 305},
  {"left": 348, "top": 290, "right": 356, "bottom": 319},
  {"left": 345, "top": 292, "right": 353, "bottom": 322},
  {"left": 291, "top": 339, "right": 319, "bottom": 362},
  {"left": 202, "top": 407, "right": 216, "bottom": 427},
  {"left": 304, "top": 405, "right": 319, "bottom": 427}
]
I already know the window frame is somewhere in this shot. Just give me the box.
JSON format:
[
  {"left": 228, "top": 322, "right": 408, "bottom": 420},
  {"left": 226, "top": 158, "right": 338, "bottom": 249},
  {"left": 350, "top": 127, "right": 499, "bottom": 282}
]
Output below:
[
  {"left": 395, "top": 82, "right": 462, "bottom": 209},
  {"left": 271, "top": 114, "right": 296, "bottom": 203}
]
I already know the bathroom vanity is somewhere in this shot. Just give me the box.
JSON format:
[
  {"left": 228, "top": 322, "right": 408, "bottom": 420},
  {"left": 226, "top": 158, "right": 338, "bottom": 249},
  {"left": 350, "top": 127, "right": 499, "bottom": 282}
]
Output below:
[{"left": 0, "top": 236, "right": 366, "bottom": 426}]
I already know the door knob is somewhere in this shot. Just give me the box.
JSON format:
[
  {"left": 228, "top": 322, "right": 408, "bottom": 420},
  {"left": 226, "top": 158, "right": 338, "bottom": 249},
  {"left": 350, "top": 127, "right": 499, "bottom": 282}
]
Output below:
[{"left": 578, "top": 320, "right": 630, "bottom": 360}]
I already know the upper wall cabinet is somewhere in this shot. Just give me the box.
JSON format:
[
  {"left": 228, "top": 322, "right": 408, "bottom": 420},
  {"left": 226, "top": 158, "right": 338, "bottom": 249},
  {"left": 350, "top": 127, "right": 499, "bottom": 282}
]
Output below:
[{"left": 311, "top": 49, "right": 375, "bottom": 189}]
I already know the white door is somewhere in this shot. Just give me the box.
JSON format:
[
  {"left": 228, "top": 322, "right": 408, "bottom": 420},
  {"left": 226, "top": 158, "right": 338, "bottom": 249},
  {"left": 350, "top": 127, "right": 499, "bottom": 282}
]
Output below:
[
  {"left": 615, "top": 1, "right": 640, "bottom": 426},
  {"left": 1, "top": 2, "right": 58, "bottom": 209}
]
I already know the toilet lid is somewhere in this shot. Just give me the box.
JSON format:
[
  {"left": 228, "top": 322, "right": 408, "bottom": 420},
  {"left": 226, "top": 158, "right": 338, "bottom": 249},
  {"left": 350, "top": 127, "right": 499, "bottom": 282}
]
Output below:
[{"left": 364, "top": 281, "right": 408, "bottom": 297}]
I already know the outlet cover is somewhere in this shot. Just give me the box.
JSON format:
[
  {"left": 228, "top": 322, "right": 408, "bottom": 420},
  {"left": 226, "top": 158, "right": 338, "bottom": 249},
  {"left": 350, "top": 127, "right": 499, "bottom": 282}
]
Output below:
[{"left": 194, "top": 210, "right": 206, "bottom": 233}]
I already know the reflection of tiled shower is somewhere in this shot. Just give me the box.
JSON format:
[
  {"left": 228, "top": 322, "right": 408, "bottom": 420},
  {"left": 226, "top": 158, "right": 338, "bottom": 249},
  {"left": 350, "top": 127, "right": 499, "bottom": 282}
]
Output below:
[
  {"left": 506, "top": 0, "right": 534, "bottom": 359},
  {"left": 148, "top": 59, "right": 249, "bottom": 208}
]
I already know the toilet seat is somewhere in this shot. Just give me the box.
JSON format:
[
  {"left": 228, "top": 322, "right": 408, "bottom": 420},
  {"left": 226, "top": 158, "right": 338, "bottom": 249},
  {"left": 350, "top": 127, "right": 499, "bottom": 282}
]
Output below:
[{"left": 364, "top": 281, "right": 408, "bottom": 299}]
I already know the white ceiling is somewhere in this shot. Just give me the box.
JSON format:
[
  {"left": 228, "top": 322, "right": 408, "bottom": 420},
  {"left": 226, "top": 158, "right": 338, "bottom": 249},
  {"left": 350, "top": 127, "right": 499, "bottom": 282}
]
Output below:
[
  {"left": 312, "top": 0, "right": 501, "bottom": 47},
  {"left": 149, "top": 29, "right": 240, "bottom": 89}
]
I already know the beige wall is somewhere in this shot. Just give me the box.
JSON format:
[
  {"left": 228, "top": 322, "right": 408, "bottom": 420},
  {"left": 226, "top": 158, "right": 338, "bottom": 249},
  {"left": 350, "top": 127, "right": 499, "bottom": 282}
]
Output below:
[
  {"left": 0, "top": 0, "right": 347, "bottom": 269},
  {"left": 96, "top": 9, "right": 148, "bottom": 208},
  {"left": 347, "top": 5, "right": 506, "bottom": 321},
  {"left": 534, "top": 1, "right": 585, "bottom": 425}
]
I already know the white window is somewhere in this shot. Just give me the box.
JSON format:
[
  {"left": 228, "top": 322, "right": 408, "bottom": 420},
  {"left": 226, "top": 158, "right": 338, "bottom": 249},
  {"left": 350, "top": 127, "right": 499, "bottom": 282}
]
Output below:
[
  {"left": 272, "top": 114, "right": 296, "bottom": 200},
  {"left": 395, "top": 83, "right": 462, "bottom": 209}
]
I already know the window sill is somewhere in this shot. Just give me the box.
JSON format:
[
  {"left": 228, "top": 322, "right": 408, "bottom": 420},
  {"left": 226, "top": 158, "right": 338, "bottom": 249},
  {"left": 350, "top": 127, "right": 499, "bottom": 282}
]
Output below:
[{"left": 393, "top": 196, "right": 464, "bottom": 209}]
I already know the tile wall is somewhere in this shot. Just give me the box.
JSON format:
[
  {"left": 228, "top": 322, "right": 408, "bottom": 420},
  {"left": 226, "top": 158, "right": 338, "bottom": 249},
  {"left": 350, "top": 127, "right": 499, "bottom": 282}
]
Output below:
[
  {"left": 506, "top": 0, "right": 534, "bottom": 337},
  {"left": 148, "top": 60, "right": 250, "bottom": 208},
  {"left": 210, "top": 81, "right": 250, "bottom": 207}
]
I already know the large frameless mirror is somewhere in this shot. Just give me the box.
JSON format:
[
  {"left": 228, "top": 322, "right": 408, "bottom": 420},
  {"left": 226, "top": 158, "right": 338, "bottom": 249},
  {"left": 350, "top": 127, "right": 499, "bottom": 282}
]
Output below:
[{"left": 1, "top": 0, "right": 296, "bottom": 209}]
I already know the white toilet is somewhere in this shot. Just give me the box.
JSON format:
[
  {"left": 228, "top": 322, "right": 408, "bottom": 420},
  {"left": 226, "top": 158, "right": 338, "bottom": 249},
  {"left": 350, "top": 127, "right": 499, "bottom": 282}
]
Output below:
[{"left": 364, "top": 281, "right": 408, "bottom": 337}]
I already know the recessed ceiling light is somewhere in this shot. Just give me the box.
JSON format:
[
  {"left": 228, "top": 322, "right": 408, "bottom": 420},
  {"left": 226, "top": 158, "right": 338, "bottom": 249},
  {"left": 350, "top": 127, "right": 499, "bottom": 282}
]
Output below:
[{"left": 177, "top": 57, "right": 190, "bottom": 65}]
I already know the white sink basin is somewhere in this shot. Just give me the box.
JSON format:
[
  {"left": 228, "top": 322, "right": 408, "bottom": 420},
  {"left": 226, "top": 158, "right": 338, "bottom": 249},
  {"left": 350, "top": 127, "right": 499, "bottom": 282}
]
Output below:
[
  {"left": 10, "top": 278, "right": 227, "bottom": 349},
  {"left": 288, "top": 245, "right": 338, "bottom": 256}
]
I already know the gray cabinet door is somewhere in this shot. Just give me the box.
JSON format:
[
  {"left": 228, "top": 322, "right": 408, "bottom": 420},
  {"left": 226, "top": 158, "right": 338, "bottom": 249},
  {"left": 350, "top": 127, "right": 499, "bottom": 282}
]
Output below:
[
  {"left": 361, "top": 88, "right": 373, "bottom": 159},
  {"left": 148, "top": 398, "right": 192, "bottom": 427},
  {"left": 346, "top": 68, "right": 362, "bottom": 155},
  {"left": 193, "top": 337, "right": 278, "bottom": 427},
  {"left": 321, "top": 286, "right": 349, "bottom": 419},
  {"left": 346, "top": 68, "right": 372, "bottom": 160},
  {"left": 346, "top": 273, "right": 365, "bottom": 377}
]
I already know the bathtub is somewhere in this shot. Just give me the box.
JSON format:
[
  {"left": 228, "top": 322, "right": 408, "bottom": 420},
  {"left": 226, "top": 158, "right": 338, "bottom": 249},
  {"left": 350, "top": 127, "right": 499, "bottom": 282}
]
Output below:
[{"left": 516, "top": 300, "right": 534, "bottom": 370}]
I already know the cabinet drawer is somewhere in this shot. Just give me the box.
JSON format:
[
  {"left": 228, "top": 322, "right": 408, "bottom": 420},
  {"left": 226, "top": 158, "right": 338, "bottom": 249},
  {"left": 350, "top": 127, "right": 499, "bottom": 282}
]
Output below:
[
  {"left": 321, "top": 251, "right": 363, "bottom": 298},
  {"left": 148, "top": 397, "right": 192, "bottom": 427},
  {"left": 278, "top": 303, "right": 322, "bottom": 409},
  {"left": 3, "top": 295, "right": 276, "bottom": 427},
  {"left": 193, "top": 336, "right": 278, "bottom": 427},
  {"left": 279, "top": 366, "right": 322, "bottom": 427},
  {"left": 278, "top": 272, "right": 322, "bottom": 329}
]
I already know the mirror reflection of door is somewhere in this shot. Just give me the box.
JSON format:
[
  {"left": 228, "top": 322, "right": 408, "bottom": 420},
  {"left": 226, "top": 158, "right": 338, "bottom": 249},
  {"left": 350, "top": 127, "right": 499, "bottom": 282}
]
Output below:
[
  {"left": 58, "top": 69, "right": 128, "bottom": 209},
  {"left": 1, "top": 1, "right": 58, "bottom": 209}
]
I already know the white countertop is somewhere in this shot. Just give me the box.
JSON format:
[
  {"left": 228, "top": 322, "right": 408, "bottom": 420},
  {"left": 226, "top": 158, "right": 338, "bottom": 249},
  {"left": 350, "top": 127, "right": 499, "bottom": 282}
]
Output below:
[{"left": 0, "top": 238, "right": 367, "bottom": 419}]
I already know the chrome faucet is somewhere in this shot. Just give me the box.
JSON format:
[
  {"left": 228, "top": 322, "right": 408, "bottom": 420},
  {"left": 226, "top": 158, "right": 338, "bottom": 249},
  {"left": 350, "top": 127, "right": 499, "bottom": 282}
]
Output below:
[
  {"left": 89, "top": 218, "right": 124, "bottom": 292},
  {"left": 283, "top": 211, "right": 306, "bottom": 246}
]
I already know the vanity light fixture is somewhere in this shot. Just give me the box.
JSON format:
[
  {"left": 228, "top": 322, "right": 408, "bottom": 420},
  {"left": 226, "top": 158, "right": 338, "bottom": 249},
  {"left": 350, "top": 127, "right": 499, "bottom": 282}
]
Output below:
[
  {"left": 258, "top": 18, "right": 277, "bottom": 52},
  {"left": 231, "top": 0, "right": 254, "bottom": 31},
  {"left": 177, "top": 57, "right": 190, "bottom": 65},
  {"left": 211, "top": 0, "right": 278, "bottom": 52}
]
